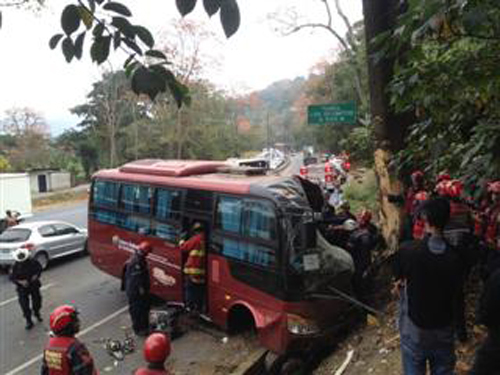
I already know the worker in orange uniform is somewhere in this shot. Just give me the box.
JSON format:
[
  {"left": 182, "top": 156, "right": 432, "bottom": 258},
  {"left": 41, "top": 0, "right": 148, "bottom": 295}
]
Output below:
[
  {"left": 180, "top": 222, "right": 206, "bottom": 313},
  {"left": 41, "top": 305, "right": 98, "bottom": 375},
  {"left": 134, "top": 333, "right": 171, "bottom": 375}
]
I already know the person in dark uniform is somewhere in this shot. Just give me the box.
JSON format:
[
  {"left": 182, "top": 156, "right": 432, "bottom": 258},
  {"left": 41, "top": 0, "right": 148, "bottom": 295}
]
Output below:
[
  {"left": 134, "top": 333, "right": 172, "bottom": 375},
  {"left": 121, "top": 241, "right": 152, "bottom": 336},
  {"left": 9, "top": 247, "right": 43, "bottom": 329},
  {"left": 469, "top": 268, "right": 500, "bottom": 374},
  {"left": 41, "top": 304, "right": 98, "bottom": 375}
]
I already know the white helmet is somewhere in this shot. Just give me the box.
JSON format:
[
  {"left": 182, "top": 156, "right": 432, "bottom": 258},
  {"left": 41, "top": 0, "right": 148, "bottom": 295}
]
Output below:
[
  {"left": 343, "top": 219, "right": 358, "bottom": 231},
  {"left": 13, "top": 248, "right": 30, "bottom": 262}
]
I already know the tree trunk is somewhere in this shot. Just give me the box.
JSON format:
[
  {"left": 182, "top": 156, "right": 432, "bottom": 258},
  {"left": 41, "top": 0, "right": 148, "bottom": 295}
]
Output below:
[{"left": 362, "top": 0, "right": 411, "bottom": 251}]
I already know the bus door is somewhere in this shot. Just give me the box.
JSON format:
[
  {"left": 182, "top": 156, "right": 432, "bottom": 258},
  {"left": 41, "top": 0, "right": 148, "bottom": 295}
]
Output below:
[
  {"left": 148, "top": 187, "right": 184, "bottom": 302},
  {"left": 181, "top": 189, "right": 215, "bottom": 312}
]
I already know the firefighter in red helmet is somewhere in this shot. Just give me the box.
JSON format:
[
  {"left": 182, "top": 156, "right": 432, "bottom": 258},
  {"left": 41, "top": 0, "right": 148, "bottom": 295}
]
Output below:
[
  {"left": 484, "top": 181, "right": 500, "bottom": 276},
  {"left": 41, "top": 305, "right": 98, "bottom": 375},
  {"left": 134, "top": 333, "right": 172, "bottom": 375}
]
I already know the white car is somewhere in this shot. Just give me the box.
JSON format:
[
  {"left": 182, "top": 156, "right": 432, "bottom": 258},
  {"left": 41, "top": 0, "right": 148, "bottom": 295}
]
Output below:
[{"left": 0, "top": 221, "right": 88, "bottom": 270}]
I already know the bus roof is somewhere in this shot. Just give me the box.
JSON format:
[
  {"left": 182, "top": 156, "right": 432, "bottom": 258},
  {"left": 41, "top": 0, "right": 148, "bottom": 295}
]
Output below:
[{"left": 93, "top": 159, "right": 291, "bottom": 196}]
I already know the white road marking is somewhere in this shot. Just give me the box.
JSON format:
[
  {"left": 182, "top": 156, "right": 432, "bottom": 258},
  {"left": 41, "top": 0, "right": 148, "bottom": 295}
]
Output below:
[
  {"left": 5, "top": 305, "right": 129, "bottom": 375},
  {"left": 0, "top": 283, "right": 56, "bottom": 308}
]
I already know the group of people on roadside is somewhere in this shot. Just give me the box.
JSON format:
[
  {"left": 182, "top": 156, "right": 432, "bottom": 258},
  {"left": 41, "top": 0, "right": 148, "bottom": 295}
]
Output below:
[
  {"left": 320, "top": 196, "right": 381, "bottom": 304},
  {"left": 392, "top": 170, "right": 500, "bottom": 374}
]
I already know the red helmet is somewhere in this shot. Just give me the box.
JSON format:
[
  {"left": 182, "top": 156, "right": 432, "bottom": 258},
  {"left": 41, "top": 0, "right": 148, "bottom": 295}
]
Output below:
[
  {"left": 138, "top": 241, "right": 152, "bottom": 255},
  {"left": 50, "top": 305, "right": 79, "bottom": 334},
  {"left": 436, "top": 172, "right": 451, "bottom": 184},
  {"left": 144, "top": 333, "right": 171, "bottom": 363},
  {"left": 358, "top": 209, "right": 372, "bottom": 226},
  {"left": 488, "top": 181, "right": 500, "bottom": 194},
  {"left": 414, "top": 191, "right": 429, "bottom": 201},
  {"left": 436, "top": 180, "right": 449, "bottom": 196},
  {"left": 448, "top": 180, "right": 463, "bottom": 198}
]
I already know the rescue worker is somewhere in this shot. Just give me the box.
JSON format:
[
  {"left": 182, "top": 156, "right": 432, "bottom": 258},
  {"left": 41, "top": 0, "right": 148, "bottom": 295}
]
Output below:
[
  {"left": 484, "top": 180, "right": 500, "bottom": 276},
  {"left": 134, "top": 333, "right": 171, "bottom": 375},
  {"left": 9, "top": 247, "right": 43, "bottom": 329},
  {"left": 346, "top": 209, "right": 379, "bottom": 303},
  {"left": 180, "top": 222, "right": 206, "bottom": 313},
  {"left": 437, "top": 179, "right": 476, "bottom": 342},
  {"left": 41, "top": 305, "right": 98, "bottom": 375},
  {"left": 469, "top": 268, "right": 500, "bottom": 374},
  {"left": 121, "top": 241, "right": 152, "bottom": 336},
  {"left": 404, "top": 170, "right": 428, "bottom": 240}
]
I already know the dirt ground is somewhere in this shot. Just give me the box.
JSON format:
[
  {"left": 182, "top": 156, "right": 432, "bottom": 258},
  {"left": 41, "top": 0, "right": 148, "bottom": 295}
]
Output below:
[{"left": 313, "top": 269, "right": 487, "bottom": 375}]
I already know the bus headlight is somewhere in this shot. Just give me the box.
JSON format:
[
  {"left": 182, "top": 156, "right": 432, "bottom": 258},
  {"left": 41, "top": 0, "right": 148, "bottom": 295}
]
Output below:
[{"left": 287, "top": 314, "right": 320, "bottom": 335}]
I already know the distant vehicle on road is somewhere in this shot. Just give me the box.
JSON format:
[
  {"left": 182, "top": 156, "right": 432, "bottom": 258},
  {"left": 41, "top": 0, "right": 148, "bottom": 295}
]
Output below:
[
  {"left": 0, "top": 221, "right": 88, "bottom": 270},
  {"left": 0, "top": 173, "right": 33, "bottom": 233}
]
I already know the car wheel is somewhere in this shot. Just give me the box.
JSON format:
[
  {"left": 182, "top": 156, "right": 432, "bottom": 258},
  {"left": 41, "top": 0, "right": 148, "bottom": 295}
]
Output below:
[
  {"left": 81, "top": 240, "right": 89, "bottom": 256},
  {"left": 34, "top": 252, "right": 49, "bottom": 270}
]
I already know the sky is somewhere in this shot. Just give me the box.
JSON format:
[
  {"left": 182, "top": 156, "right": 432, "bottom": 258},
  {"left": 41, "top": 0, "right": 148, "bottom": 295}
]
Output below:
[{"left": 0, "top": 0, "right": 363, "bottom": 136}]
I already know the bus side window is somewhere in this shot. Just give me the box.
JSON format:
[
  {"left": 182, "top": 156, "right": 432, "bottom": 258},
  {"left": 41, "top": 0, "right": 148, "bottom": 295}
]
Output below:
[
  {"left": 243, "top": 200, "right": 277, "bottom": 241},
  {"left": 118, "top": 184, "right": 152, "bottom": 235},
  {"left": 93, "top": 180, "right": 119, "bottom": 208},
  {"left": 215, "top": 196, "right": 242, "bottom": 233},
  {"left": 215, "top": 196, "right": 276, "bottom": 268},
  {"left": 152, "top": 189, "right": 182, "bottom": 242}
]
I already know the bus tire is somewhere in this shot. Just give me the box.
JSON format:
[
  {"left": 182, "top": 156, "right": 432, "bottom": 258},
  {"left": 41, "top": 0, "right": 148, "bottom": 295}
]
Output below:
[
  {"left": 227, "top": 305, "right": 255, "bottom": 334},
  {"left": 280, "top": 357, "right": 307, "bottom": 375}
]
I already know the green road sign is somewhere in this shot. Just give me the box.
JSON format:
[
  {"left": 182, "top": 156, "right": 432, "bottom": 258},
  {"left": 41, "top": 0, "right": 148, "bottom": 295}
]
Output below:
[{"left": 308, "top": 102, "right": 357, "bottom": 125}]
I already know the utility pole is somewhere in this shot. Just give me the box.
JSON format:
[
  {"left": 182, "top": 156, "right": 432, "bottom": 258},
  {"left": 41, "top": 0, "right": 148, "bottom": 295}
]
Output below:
[{"left": 266, "top": 111, "right": 271, "bottom": 169}]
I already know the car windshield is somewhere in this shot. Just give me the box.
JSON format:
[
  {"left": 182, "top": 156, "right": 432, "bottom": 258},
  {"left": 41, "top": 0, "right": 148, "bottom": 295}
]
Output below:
[{"left": 0, "top": 228, "right": 31, "bottom": 243}]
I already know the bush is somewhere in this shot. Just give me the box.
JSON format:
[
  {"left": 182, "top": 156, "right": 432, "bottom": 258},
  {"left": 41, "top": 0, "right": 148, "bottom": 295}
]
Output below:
[{"left": 343, "top": 169, "right": 379, "bottom": 215}]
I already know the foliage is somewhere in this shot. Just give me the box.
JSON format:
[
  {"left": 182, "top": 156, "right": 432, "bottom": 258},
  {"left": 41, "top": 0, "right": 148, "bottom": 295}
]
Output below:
[
  {"left": 343, "top": 169, "right": 379, "bottom": 214},
  {"left": 45, "top": 0, "right": 239, "bottom": 105},
  {"left": 384, "top": 0, "right": 500, "bottom": 189},
  {"left": 0, "top": 155, "right": 11, "bottom": 171}
]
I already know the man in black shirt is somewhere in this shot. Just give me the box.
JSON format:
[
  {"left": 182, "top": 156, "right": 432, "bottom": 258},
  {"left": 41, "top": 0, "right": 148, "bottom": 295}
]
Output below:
[
  {"left": 393, "top": 198, "right": 462, "bottom": 375},
  {"left": 9, "top": 247, "right": 43, "bottom": 329},
  {"left": 121, "top": 242, "right": 152, "bottom": 336}
]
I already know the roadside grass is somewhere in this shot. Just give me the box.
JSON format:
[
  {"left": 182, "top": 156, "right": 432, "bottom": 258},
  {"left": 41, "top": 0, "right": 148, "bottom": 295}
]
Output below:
[
  {"left": 344, "top": 168, "right": 379, "bottom": 215},
  {"left": 33, "top": 190, "right": 88, "bottom": 211}
]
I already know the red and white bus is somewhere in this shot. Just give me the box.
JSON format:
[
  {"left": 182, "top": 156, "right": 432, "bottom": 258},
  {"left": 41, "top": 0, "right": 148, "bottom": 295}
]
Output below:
[{"left": 88, "top": 159, "right": 356, "bottom": 368}]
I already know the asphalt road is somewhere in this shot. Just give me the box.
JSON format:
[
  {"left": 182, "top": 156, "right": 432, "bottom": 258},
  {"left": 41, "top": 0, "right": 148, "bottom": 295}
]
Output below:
[{"left": 0, "top": 157, "right": 307, "bottom": 374}]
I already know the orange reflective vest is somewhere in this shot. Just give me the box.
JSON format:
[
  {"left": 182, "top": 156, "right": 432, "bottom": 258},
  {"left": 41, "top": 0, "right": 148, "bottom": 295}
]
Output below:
[{"left": 180, "top": 233, "right": 206, "bottom": 284}]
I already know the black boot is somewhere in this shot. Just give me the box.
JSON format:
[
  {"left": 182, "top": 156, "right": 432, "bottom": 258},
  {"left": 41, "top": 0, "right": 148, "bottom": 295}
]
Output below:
[
  {"left": 35, "top": 312, "right": 43, "bottom": 322},
  {"left": 25, "top": 318, "right": 34, "bottom": 330}
]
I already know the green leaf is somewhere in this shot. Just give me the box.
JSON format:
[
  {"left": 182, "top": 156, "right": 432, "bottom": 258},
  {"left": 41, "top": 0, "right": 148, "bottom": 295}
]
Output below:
[
  {"left": 176, "top": 0, "right": 197, "bottom": 16},
  {"left": 113, "top": 31, "right": 121, "bottom": 50},
  {"left": 90, "top": 36, "right": 111, "bottom": 64},
  {"left": 145, "top": 49, "right": 167, "bottom": 60},
  {"left": 220, "top": 0, "right": 240, "bottom": 38},
  {"left": 134, "top": 26, "right": 154, "bottom": 48},
  {"left": 49, "top": 34, "right": 64, "bottom": 50},
  {"left": 79, "top": 6, "right": 93, "bottom": 29},
  {"left": 103, "top": 2, "right": 132, "bottom": 17},
  {"left": 123, "top": 38, "right": 143, "bottom": 56},
  {"left": 125, "top": 60, "right": 139, "bottom": 78},
  {"left": 203, "top": 0, "right": 220, "bottom": 16},
  {"left": 111, "top": 17, "right": 135, "bottom": 39},
  {"left": 62, "top": 37, "right": 75, "bottom": 63},
  {"left": 93, "top": 23, "right": 105, "bottom": 37},
  {"left": 74, "top": 32, "right": 85, "bottom": 59},
  {"left": 61, "top": 4, "right": 81, "bottom": 35}
]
